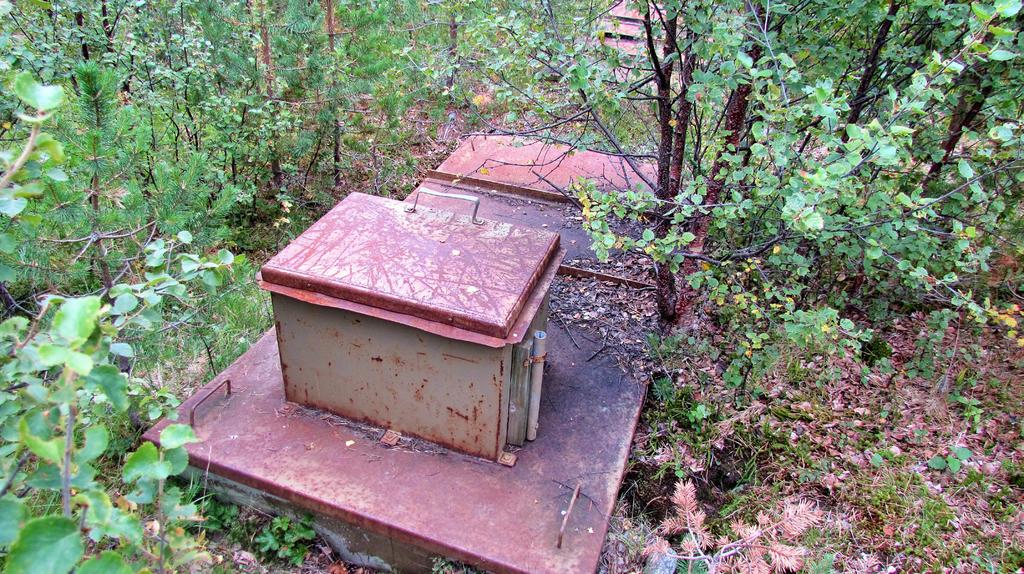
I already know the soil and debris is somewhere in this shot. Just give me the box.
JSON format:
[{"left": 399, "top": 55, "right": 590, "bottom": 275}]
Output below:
[{"left": 549, "top": 272, "right": 660, "bottom": 382}]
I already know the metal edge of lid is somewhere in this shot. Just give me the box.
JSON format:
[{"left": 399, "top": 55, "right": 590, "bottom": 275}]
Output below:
[
  {"left": 257, "top": 245, "right": 566, "bottom": 349},
  {"left": 260, "top": 193, "right": 561, "bottom": 339}
]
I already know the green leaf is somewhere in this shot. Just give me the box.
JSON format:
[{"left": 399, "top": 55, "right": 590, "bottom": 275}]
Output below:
[
  {"left": 946, "top": 456, "right": 962, "bottom": 473},
  {"left": 35, "top": 134, "right": 64, "bottom": 164},
  {"left": 641, "top": 228, "right": 655, "bottom": 242},
  {"left": 45, "top": 168, "right": 68, "bottom": 182},
  {"left": 160, "top": 486, "right": 198, "bottom": 521},
  {"left": 66, "top": 351, "right": 94, "bottom": 375},
  {"left": 74, "top": 490, "right": 142, "bottom": 545},
  {"left": 0, "top": 195, "right": 27, "bottom": 217},
  {"left": 12, "top": 72, "right": 65, "bottom": 112},
  {"left": 109, "top": 342, "right": 134, "bottom": 358},
  {"left": 927, "top": 455, "right": 947, "bottom": 470},
  {"left": 165, "top": 445, "right": 190, "bottom": 475},
  {"left": 995, "top": 0, "right": 1022, "bottom": 16},
  {"left": 989, "top": 49, "right": 1016, "bottom": 61},
  {"left": 802, "top": 211, "right": 825, "bottom": 231},
  {"left": 680, "top": 231, "right": 696, "bottom": 243},
  {"left": 957, "top": 159, "right": 975, "bottom": 179},
  {"left": 953, "top": 446, "right": 973, "bottom": 461},
  {"left": 77, "top": 551, "right": 132, "bottom": 574},
  {"left": 123, "top": 442, "right": 172, "bottom": 482},
  {"left": 37, "top": 343, "right": 69, "bottom": 367},
  {"left": 972, "top": 3, "right": 995, "bottom": 20},
  {"left": 113, "top": 293, "right": 138, "bottom": 315},
  {"left": 6, "top": 516, "right": 83, "bottom": 574},
  {"left": 0, "top": 496, "right": 26, "bottom": 545},
  {"left": 736, "top": 51, "right": 753, "bottom": 68},
  {"left": 160, "top": 423, "right": 198, "bottom": 449},
  {"left": 177, "top": 230, "right": 193, "bottom": 243},
  {"left": 217, "top": 249, "right": 235, "bottom": 265},
  {"left": 76, "top": 425, "right": 109, "bottom": 463},
  {"left": 19, "top": 417, "right": 63, "bottom": 464},
  {"left": 53, "top": 296, "right": 102, "bottom": 346},
  {"left": 0, "top": 232, "right": 15, "bottom": 253},
  {"left": 85, "top": 365, "right": 128, "bottom": 411}
]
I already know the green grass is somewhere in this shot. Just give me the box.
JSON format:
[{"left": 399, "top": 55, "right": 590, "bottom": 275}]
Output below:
[{"left": 133, "top": 256, "right": 273, "bottom": 398}]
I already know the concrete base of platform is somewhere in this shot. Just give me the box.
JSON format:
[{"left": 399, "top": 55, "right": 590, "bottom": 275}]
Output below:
[{"left": 147, "top": 325, "right": 643, "bottom": 574}]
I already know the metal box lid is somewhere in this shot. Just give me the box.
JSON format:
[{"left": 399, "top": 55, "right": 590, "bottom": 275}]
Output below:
[{"left": 258, "top": 192, "right": 561, "bottom": 341}]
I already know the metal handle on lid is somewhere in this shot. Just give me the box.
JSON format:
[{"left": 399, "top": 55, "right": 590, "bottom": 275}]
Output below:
[{"left": 405, "top": 188, "right": 484, "bottom": 224}]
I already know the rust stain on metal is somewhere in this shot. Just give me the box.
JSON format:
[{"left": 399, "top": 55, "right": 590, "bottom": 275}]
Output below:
[
  {"left": 188, "top": 378, "right": 232, "bottom": 427},
  {"left": 260, "top": 192, "right": 560, "bottom": 340},
  {"left": 425, "top": 171, "right": 571, "bottom": 204},
  {"left": 402, "top": 180, "right": 658, "bottom": 293},
  {"left": 446, "top": 406, "right": 470, "bottom": 422},
  {"left": 273, "top": 293, "right": 513, "bottom": 459}
]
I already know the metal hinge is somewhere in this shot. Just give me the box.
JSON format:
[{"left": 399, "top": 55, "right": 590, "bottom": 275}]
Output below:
[{"left": 380, "top": 429, "right": 401, "bottom": 446}]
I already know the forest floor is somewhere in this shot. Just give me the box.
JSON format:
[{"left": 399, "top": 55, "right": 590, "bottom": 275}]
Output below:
[{"left": 603, "top": 305, "right": 1024, "bottom": 573}]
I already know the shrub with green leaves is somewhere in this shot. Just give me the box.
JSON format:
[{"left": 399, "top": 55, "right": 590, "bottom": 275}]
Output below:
[
  {"left": 460, "top": 0, "right": 1024, "bottom": 387},
  {"left": 0, "top": 73, "right": 233, "bottom": 573}
]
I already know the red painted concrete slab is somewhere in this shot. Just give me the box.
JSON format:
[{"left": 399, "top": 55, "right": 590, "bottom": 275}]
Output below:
[
  {"left": 432, "top": 136, "right": 654, "bottom": 197},
  {"left": 599, "top": 15, "right": 644, "bottom": 39},
  {"left": 145, "top": 326, "right": 644, "bottom": 574},
  {"left": 608, "top": 0, "right": 642, "bottom": 20},
  {"left": 597, "top": 35, "right": 644, "bottom": 58}
]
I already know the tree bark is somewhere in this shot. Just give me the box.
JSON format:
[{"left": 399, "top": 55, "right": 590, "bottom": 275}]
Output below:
[
  {"left": 324, "top": 0, "right": 340, "bottom": 186},
  {"left": 920, "top": 82, "right": 993, "bottom": 190},
  {"left": 260, "top": 12, "right": 282, "bottom": 188},
  {"left": 75, "top": 11, "right": 90, "bottom": 61},
  {"left": 447, "top": 10, "right": 459, "bottom": 90},
  {"left": 644, "top": 8, "right": 677, "bottom": 200},
  {"left": 674, "top": 45, "right": 763, "bottom": 321},
  {"left": 846, "top": 0, "right": 900, "bottom": 127},
  {"left": 669, "top": 40, "right": 695, "bottom": 197},
  {"left": 643, "top": 6, "right": 681, "bottom": 319}
]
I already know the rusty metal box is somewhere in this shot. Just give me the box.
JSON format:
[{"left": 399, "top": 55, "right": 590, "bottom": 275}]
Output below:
[{"left": 258, "top": 192, "right": 563, "bottom": 461}]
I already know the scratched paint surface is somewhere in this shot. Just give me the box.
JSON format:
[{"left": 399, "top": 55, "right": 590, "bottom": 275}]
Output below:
[{"left": 261, "top": 192, "right": 560, "bottom": 339}]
